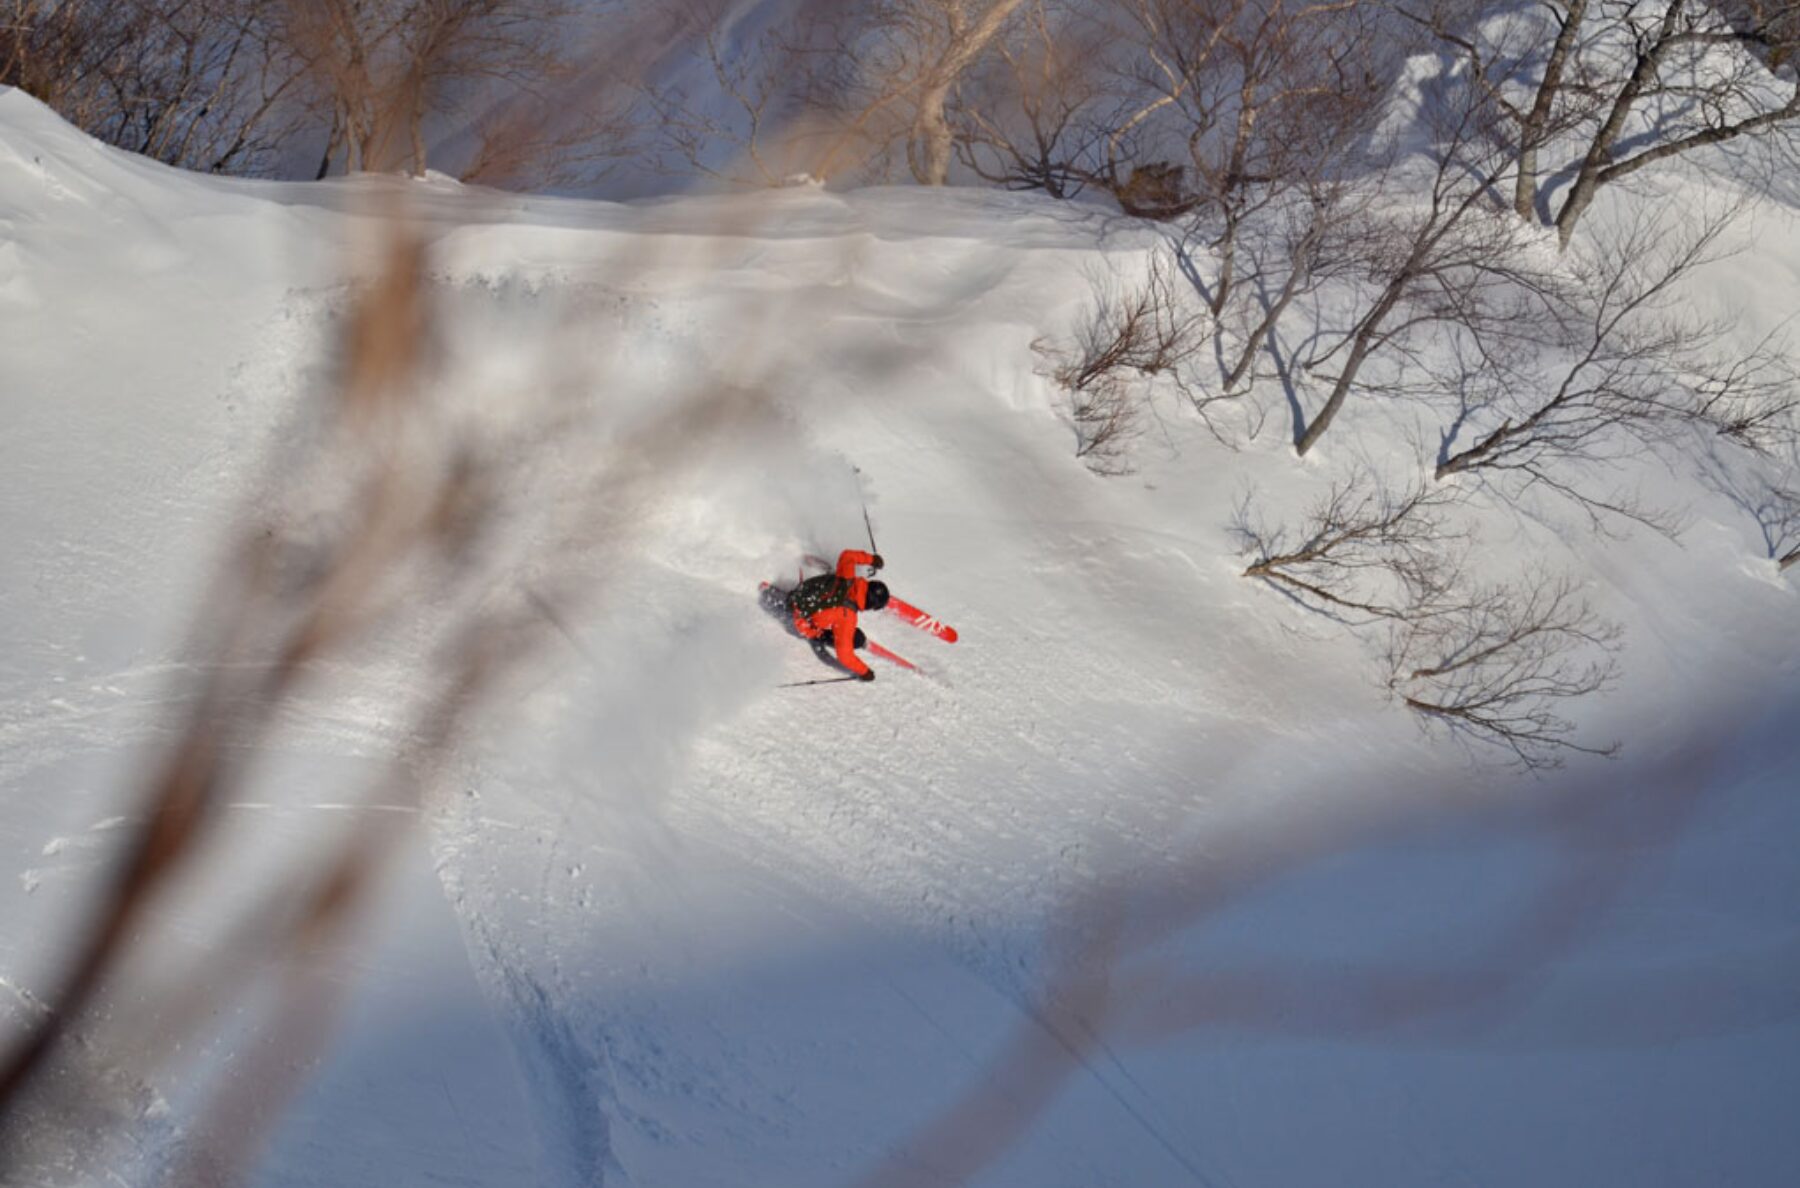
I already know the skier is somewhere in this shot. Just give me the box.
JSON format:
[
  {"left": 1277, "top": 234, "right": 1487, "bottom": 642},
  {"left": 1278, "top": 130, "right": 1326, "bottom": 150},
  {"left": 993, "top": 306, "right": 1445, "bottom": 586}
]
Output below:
[{"left": 786, "top": 549, "right": 890, "bottom": 681}]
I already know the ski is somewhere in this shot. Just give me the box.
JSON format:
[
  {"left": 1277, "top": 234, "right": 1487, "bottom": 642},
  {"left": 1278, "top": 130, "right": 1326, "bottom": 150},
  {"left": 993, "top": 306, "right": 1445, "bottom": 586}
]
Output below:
[{"left": 884, "top": 596, "right": 958, "bottom": 643}]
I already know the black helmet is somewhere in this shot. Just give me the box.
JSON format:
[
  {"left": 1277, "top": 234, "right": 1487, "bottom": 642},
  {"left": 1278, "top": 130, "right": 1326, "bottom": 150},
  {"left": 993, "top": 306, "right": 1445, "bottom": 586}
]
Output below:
[{"left": 864, "top": 580, "right": 890, "bottom": 611}]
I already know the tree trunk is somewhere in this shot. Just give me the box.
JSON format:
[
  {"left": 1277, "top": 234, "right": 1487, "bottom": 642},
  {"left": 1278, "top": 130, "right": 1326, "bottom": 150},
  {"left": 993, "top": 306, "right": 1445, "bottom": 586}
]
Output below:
[
  {"left": 1296, "top": 330, "right": 1375, "bottom": 456},
  {"left": 1209, "top": 96, "right": 1258, "bottom": 312},
  {"left": 1224, "top": 254, "right": 1306, "bottom": 391},
  {"left": 314, "top": 123, "right": 340, "bottom": 180},
  {"left": 410, "top": 86, "right": 427, "bottom": 177},
  {"left": 1514, "top": 0, "right": 1588, "bottom": 220},
  {"left": 1223, "top": 211, "right": 1325, "bottom": 391},
  {"left": 1211, "top": 203, "right": 1239, "bottom": 316},
  {"left": 1435, "top": 421, "right": 1511, "bottom": 479},
  {"left": 912, "top": 79, "right": 955, "bottom": 185},
  {"left": 1222, "top": 304, "right": 1278, "bottom": 392},
  {"left": 1554, "top": 0, "right": 1684, "bottom": 247},
  {"left": 910, "top": 0, "right": 1030, "bottom": 187},
  {"left": 1514, "top": 142, "right": 1540, "bottom": 222},
  {"left": 1295, "top": 278, "right": 1406, "bottom": 456}
]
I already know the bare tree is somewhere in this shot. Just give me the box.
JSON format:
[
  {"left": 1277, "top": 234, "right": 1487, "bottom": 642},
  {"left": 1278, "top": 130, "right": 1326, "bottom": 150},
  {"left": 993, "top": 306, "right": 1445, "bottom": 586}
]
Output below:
[
  {"left": 812, "top": 0, "right": 1034, "bottom": 185},
  {"left": 1107, "top": 5, "right": 1394, "bottom": 417},
  {"left": 1435, "top": 207, "right": 1796, "bottom": 535},
  {"left": 1046, "top": 253, "right": 1207, "bottom": 389},
  {"left": 1065, "top": 371, "right": 1144, "bottom": 473},
  {"left": 1406, "top": 1, "right": 1605, "bottom": 222},
  {"left": 1236, "top": 470, "right": 1462, "bottom": 620},
  {"left": 0, "top": 206, "right": 798, "bottom": 1188},
  {"left": 278, "top": 1, "right": 399, "bottom": 174},
  {"left": 1552, "top": 0, "right": 1800, "bottom": 247},
  {"left": 1098, "top": 0, "right": 1239, "bottom": 204},
  {"left": 1742, "top": 476, "right": 1800, "bottom": 569},
  {"left": 1036, "top": 251, "right": 1211, "bottom": 468},
  {"left": 1507, "top": 0, "right": 1596, "bottom": 221},
  {"left": 1717, "top": 434, "right": 1800, "bottom": 570},
  {"left": 1208, "top": 173, "right": 1372, "bottom": 397},
  {"left": 1293, "top": 91, "right": 1550, "bottom": 457},
  {"left": 275, "top": 0, "right": 581, "bottom": 179},
  {"left": 456, "top": 78, "right": 636, "bottom": 192},
  {"left": 645, "top": 15, "right": 826, "bottom": 187},
  {"left": 0, "top": 226, "right": 500, "bottom": 1178},
  {"left": 399, "top": 0, "right": 582, "bottom": 176},
  {"left": 1237, "top": 470, "right": 1621, "bottom": 768},
  {"left": 910, "top": 0, "right": 1034, "bottom": 184},
  {"left": 1, "top": 1, "right": 311, "bottom": 175},
  {"left": 1694, "top": 330, "right": 1800, "bottom": 456},
  {"left": 1109, "top": 0, "right": 1388, "bottom": 305},
  {"left": 1767, "top": 486, "right": 1800, "bottom": 569},
  {"left": 1403, "top": 2, "right": 1800, "bottom": 242},
  {"left": 949, "top": 0, "right": 1121, "bottom": 197},
  {"left": 1387, "top": 568, "right": 1622, "bottom": 770}
]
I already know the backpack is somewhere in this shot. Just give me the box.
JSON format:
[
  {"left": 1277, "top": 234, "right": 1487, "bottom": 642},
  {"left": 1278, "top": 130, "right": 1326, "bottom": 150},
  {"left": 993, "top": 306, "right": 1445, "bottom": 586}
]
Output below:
[{"left": 788, "top": 572, "right": 856, "bottom": 620}]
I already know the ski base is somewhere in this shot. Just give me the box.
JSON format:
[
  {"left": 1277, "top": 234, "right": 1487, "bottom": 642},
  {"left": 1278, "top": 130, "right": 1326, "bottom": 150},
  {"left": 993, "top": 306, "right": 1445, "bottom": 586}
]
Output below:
[{"left": 885, "top": 596, "right": 957, "bottom": 643}]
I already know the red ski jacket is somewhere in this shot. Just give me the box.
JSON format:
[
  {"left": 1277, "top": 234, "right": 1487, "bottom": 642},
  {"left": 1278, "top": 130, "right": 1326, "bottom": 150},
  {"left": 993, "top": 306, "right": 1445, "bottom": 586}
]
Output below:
[{"left": 791, "top": 549, "right": 877, "bottom": 677}]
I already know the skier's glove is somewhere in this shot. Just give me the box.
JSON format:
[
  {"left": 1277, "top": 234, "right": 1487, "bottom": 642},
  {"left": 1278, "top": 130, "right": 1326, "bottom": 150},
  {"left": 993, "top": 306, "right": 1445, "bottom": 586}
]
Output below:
[
  {"left": 857, "top": 669, "right": 876, "bottom": 682},
  {"left": 869, "top": 554, "right": 884, "bottom": 571}
]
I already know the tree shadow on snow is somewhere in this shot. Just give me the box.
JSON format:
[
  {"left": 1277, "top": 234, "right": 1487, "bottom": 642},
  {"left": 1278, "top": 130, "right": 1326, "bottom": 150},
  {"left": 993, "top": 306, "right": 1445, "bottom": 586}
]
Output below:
[{"left": 265, "top": 682, "right": 1800, "bottom": 1188}]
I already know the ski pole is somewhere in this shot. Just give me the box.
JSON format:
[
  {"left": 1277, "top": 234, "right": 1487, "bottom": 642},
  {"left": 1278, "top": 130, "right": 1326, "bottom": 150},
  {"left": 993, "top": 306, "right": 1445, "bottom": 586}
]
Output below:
[
  {"left": 862, "top": 501, "right": 879, "bottom": 557},
  {"left": 778, "top": 675, "right": 862, "bottom": 689}
]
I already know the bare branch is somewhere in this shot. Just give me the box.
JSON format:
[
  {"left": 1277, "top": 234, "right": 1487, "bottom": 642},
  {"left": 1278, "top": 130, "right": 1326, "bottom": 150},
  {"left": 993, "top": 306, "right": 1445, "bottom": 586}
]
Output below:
[
  {"left": 1553, "top": 0, "right": 1800, "bottom": 246},
  {"left": 1, "top": 0, "right": 313, "bottom": 176},
  {"left": 1239, "top": 469, "right": 1621, "bottom": 769},
  {"left": 1388, "top": 567, "right": 1622, "bottom": 770},
  {"left": 1036, "top": 251, "right": 1214, "bottom": 468},
  {"left": 1434, "top": 205, "right": 1796, "bottom": 536},
  {"left": 1236, "top": 469, "right": 1464, "bottom": 621},
  {"left": 1294, "top": 111, "right": 1548, "bottom": 456}
]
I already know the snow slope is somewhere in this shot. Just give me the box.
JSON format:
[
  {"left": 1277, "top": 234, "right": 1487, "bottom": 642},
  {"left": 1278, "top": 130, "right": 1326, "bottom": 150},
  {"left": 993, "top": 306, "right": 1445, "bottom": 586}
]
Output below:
[{"left": 3, "top": 78, "right": 1800, "bottom": 1188}]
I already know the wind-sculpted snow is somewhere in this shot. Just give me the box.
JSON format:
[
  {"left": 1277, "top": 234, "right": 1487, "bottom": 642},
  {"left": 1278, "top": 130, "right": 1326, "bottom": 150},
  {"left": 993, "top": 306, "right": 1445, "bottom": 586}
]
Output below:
[{"left": 2, "top": 85, "right": 1798, "bottom": 1187}]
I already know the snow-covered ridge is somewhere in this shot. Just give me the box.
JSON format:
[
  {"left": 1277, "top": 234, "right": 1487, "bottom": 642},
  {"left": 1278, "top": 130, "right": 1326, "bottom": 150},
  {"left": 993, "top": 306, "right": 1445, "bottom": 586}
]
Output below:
[{"left": 4, "top": 80, "right": 1800, "bottom": 1188}]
